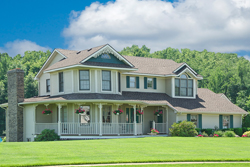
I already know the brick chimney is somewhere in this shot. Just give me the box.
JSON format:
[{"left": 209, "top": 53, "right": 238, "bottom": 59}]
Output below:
[{"left": 6, "top": 69, "right": 24, "bottom": 142}]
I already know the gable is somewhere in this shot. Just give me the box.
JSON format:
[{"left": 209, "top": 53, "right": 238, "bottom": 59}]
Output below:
[
  {"left": 81, "top": 44, "right": 134, "bottom": 68},
  {"left": 86, "top": 53, "right": 127, "bottom": 65},
  {"left": 47, "top": 53, "right": 65, "bottom": 67}
]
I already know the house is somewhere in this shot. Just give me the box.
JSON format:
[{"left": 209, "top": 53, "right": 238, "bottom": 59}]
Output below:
[{"left": 0, "top": 44, "right": 248, "bottom": 142}]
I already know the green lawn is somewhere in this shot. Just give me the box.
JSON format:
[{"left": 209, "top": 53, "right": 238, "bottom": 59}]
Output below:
[{"left": 0, "top": 137, "right": 249, "bottom": 167}]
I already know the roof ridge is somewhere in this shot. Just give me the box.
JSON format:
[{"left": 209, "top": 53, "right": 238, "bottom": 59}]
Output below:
[{"left": 55, "top": 44, "right": 107, "bottom": 52}]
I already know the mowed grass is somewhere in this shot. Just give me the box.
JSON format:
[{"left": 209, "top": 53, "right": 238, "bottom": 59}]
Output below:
[
  {"left": 0, "top": 137, "right": 249, "bottom": 167},
  {"left": 104, "top": 163, "right": 250, "bottom": 167}
]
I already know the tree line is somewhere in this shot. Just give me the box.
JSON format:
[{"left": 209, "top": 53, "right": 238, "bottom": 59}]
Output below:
[{"left": 0, "top": 45, "right": 250, "bottom": 135}]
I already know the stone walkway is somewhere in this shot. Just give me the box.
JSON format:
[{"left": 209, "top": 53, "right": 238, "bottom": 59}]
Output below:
[{"left": 42, "top": 161, "right": 250, "bottom": 167}]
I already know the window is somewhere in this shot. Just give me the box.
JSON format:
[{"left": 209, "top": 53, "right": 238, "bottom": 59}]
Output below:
[
  {"left": 79, "top": 106, "right": 90, "bottom": 124},
  {"left": 147, "top": 78, "right": 153, "bottom": 88},
  {"left": 102, "top": 71, "right": 111, "bottom": 91},
  {"left": 79, "top": 70, "right": 90, "bottom": 90},
  {"left": 103, "top": 106, "right": 111, "bottom": 123},
  {"left": 130, "top": 77, "right": 136, "bottom": 88},
  {"left": 101, "top": 54, "right": 111, "bottom": 59},
  {"left": 46, "top": 79, "right": 50, "bottom": 92},
  {"left": 175, "top": 74, "right": 193, "bottom": 97},
  {"left": 191, "top": 115, "right": 198, "bottom": 127},
  {"left": 223, "top": 116, "right": 229, "bottom": 129},
  {"left": 59, "top": 72, "right": 64, "bottom": 92}
]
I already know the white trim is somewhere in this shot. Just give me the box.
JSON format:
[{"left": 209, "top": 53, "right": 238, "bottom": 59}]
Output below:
[
  {"left": 101, "top": 70, "right": 112, "bottom": 92},
  {"left": 178, "top": 111, "right": 247, "bottom": 115},
  {"left": 71, "top": 70, "right": 74, "bottom": 93},
  {"left": 173, "top": 63, "right": 197, "bottom": 75},
  {"left": 81, "top": 45, "right": 134, "bottom": 68},
  {"left": 35, "top": 49, "right": 67, "bottom": 80},
  {"left": 95, "top": 70, "right": 98, "bottom": 93},
  {"left": 77, "top": 69, "right": 91, "bottom": 93},
  {"left": 44, "top": 64, "right": 137, "bottom": 74}
]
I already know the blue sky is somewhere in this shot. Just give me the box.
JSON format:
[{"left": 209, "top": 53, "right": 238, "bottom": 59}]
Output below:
[{"left": 0, "top": 0, "right": 250, "bottom": 60}]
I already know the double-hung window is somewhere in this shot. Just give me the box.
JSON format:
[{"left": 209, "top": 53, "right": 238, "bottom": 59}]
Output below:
[
  {"left": 59, "top": 72, "right": 64, "bottom": 92},
  {"left": 130, "top": 77, "right": 136, "bottom": 88},
  {"left": 46, "top": 79, "right": 50, "bottom": 92},
  {"left": 223, "top": 116, "right": 229, "bottom": 129},
  {"left": 79, "top": 70, "right": 90, "bottom": 90},
  {"left": 102, "top": 71, "right": 111, "bottom": 91},
  {"left": 175, "top": 74, "right": 193, "bottom": 97},
  {"left": 147, "top": 78, "right": 153, "bottom": 88}
]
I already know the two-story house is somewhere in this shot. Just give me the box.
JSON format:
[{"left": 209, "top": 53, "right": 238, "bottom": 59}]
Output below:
[{"left": 1, "top": 44, "right": 248, "bottom": 142}]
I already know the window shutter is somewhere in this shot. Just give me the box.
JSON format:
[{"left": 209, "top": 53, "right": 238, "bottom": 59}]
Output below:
[
  {"left": 230, "top": 115, "right": 233, "bottom": 128},
  {"left": 136, "top": 77, "right": 139, "bottom": 89},
  {"left": 126, "top": 76, "right": 130, "bottom": 88},
  {"left": 198, "top": 114, "right": 202, "bottom": 129},
  {"left": 219, "top": 115, "right": 223, "bottom": 129},
  {"left": 153, "top": 78, "right": 157, "bottom": 89},
  {"left": 187, "top": 114, "right": 191, "bottom": 121},
  {"left": 144, "top": 77, "right": 147, "bottom": 89}
]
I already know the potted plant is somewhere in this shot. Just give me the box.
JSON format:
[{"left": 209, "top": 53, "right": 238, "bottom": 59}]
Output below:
[
  {"left": 42, "top": 109, "right": 53, "bottom": 115},
  {"left": 150, "top": 128, "right": 159, "bottom": 135},
  {"left": 75, "top": 108, "right": 85, "bottom": 114},
  {"left": 136, "top": 110, "right": 143, "bottom": 115},
  {"left": 154, "top": 110, "right": 163, "bottom": 116},
  {"left": 113, "top": 109, "right": 123, "bottom": 115}
]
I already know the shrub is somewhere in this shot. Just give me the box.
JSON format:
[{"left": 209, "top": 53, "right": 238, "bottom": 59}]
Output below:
[
  {"left": 233, "top": 128, "right": 243, "bottom": 136},
  {"left": 34, "top": 129, "right": 60, "bottom": 141},
  {"left": 2, "top": 137, "right": 6, "bottom": 142},
  {"left": 201, "top": 129, "right": 213, "bottom": 135},
  {"left": 195, "top": 128, "right": 201, "bottom": 134},
  {"left": 223, "top": 131, "right": 236, "bottom": 137},
  {"left": 242, "top": 131, "right": 250, "bottom": 137},
  {"left": 242, "top": 114, "right": 250, "bottom": 127},
  {"left": 242, "top": 127, "right": 250, "bottom": 133},
  {"left": 169, "top": 120, "right": 198, "bottom": 137},
  {"left": 214, "top": 130, "right": 224, "bottom": 137},
  {"left": 201, "top": 131, "right": 208, "bottom": 137}
]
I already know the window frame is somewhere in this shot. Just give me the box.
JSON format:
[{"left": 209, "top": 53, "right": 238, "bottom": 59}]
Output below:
[
  {"left": 147, "top": 77, "right": 153, "bottom": 89},
  {"left": 190, "top": 114, "right": 198, "bottom": 127},
  {"left": 59, "top": 72, "right": 64, "bottom": 92},
  {"left": 223, "top": 115, "right": 230, "bottom": 129},
  {"left": 130, "top": 76, "right": 136, "bottom": 88},
  {"left": 46, "top": 79, "right": 50, "bottom": 93},
  {"left": 79, "top": 70, "right": 90, "bottom": 90},
  {"left": 175, "top": 74, "right": 193, "bottom": 97},
  {"left": 102, "top": 70, "right": 111, "bottom": 91}
]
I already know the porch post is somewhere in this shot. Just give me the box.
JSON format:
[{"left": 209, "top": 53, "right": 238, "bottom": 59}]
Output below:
[
  {"left": 167, "top": 108, "right": 169, "bottom": 134},
  {"left": 57, "top": 104, "right": 62, "bottom": 136},
  {"left": 133, "top": 105, "right": 137, "bottom": 135},
  {"left": 98, "top": 103, "right": 103, "bottom": 136},
  {"left": 33, "top": 104, "right": 38, "bottom": 140}
]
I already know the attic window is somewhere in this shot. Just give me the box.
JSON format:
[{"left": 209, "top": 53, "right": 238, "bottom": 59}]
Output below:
[{"left": 101, "top": 54, "right": 111, "bottom": 59}]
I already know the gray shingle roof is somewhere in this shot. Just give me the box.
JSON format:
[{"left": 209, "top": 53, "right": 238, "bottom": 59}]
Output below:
[
  {"left": 44, "top": 44, "right": 190, "bottom": 76},
  {"left": 21, "top": 88, "right": 247, "bottom": 114}
]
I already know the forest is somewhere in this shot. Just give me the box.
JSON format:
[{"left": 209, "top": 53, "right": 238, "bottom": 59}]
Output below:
[{"left": 0, "top": 45, "right": 250, "bottom": 135}]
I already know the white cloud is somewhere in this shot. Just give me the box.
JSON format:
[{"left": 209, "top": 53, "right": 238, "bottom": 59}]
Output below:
[
  {"left": 0, "top": 40, "right": 51, "bottom": 57},
  {"left": 244, "top": 55, "right": 250, "bottom": 61},
  {"left": 63, "top": 0, "right": 250, "bottom": 53}
]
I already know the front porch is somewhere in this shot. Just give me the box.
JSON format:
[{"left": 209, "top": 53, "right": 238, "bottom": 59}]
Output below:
[{"left": 24, "top": 101, "right": 176, "bottom": 141}]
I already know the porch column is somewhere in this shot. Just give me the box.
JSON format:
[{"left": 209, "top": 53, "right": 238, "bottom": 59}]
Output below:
[
  {"left": 162, "top": 105, "right": 169, "bottom": 134},
  {"left": 57, "top": 104, "right": 62, "bottom": 136},
  {"left": 98, "top": 103, "right": 103, "bottom": 136},
  {"left": 33, "top": 104, "right": 38, "bottom": 139},
  {"left": 133, "top": 105, "right": 137, "bottom": 135}
]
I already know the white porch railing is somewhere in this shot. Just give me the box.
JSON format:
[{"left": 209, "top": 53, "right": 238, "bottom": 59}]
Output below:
[
  {"left": 102, "top": 123, "right": 134, "bottom": 135},
  {"left": 155, "top": 123, "right": 167, "bottom": 133},
  {"left": 36, "top": 123, "right": 143, "bottom": 135},
  {"left": 35, "top": 123, "right": 58, "bottom": 134},
  {"left": 137, "top": 123, "right": 143, "bottom": 135},
  {"left": 61, "top": 123, "right": 99, "bottom": 135}
]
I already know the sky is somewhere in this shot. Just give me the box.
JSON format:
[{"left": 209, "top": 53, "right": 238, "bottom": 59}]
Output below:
[{"left": 0, "top": 0, "right": 250, "bottom": 60}]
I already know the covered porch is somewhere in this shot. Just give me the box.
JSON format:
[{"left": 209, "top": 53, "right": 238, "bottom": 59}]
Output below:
[{"left": 23, "top": 101, "right": 176, "bottom": 141}]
